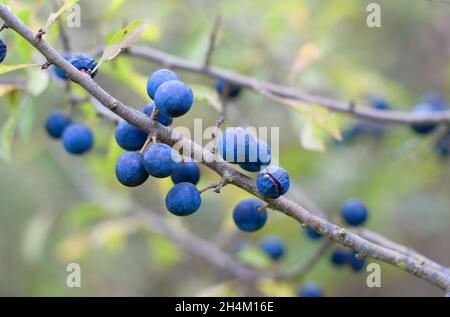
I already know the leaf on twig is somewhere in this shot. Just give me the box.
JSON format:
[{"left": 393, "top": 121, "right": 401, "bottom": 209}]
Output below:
[
  {"left": 291, "top": 42, "right": 321, "bottom": 74},
  {"left": 45, "top": 0, "right": 79, "bottom": 29},
  {"left": 95, "top": 20, "right": 149, "bottom": 71},
  {"left": 0, "top": 105, "right": 21, "bottom": 161},
  {"left": 191, "top": 84, "right": 222, "bottom": 113},
  {"left": 0, "top": 64, "right": 40, "bottom": 75}
]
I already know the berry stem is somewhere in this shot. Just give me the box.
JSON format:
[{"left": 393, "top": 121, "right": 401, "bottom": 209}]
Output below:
[{"left": 139, "top": 135, "right": 153, "bottom": 154}]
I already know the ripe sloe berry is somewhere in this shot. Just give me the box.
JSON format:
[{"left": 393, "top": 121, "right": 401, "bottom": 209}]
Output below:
[
  {"left": 68, "top": 54, "right": 98, "bottom": 78},
  {"left": 341, "top": 199, "right": 368, "bottom": 226},
  {"left": 233, "top": 198, "right": 268, "bottom": 232},
  {"left": 45, "top": 111, "right": 72, "bottom": 138},
  {"left": 171, "top": 161, "right": 200, "bottom": 185},
  {"left": 115, "top": 151, "right": 149, "bottom": 187},
  {"left": 348, "top": 251, "right": 365, "bottom": 271},
  {"left": 304, "top": 227, "right": 322, "bottom": 240},
  {"left": 142, "top": 102, "right": 173, "bottom": 126},
  {"left": 219, "top": 128, "right": 259, "bottom": 164},
  {"left": 215, "top": 78, "right": 241, "bottom": 99},
  {"left": 154, "top": 80, "right": 193, "bottom": 117},
  {"left": 147, "top": 69, "right": 178, "bottom": 100},
  {"left": 297, "top": 282, "right": 323, "bottom": 297},
  {"left": 52, "top": 52, "right": 72, "bottom": 80},
  {"left": 411, "top": 102, "right": 446, "bottom": 134},
  {"left": 62, "top": 123, "right": 94, "bottom": 155},
  {"left": 143, "top": 143, "right": 178, "bottom": 178},
  {"left": 330, "top": 248, "right": 348, "bottom": 266},
  {"left": 260, "top": 236, "right": 285, "bottom": 260},
  {"left": 165, "top": 182, "right": 201, "bottom": 216},
  {"left": 239, "top": 139, "right": 272, "bottom": 171},
  {"left": 115, "top": 121, "right": 148, "bottom": 151},
  {"left": 0, "top": 38, "right": 7, "bottom": 63},
  {"left": 256, "top": 165, "right": 290, "bottom": 199}
]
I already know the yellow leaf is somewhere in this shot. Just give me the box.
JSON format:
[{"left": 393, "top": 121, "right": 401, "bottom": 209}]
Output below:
[
  {"left": 0, "top": 84, "right": 17, "bottom": 97},
  {"left": 0, "top": 64, "right": 40, "bottom": 75}
]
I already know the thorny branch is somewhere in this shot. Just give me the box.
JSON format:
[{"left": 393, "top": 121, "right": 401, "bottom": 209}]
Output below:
[{"left": 1, "top": 4, "right": 450, "bottom": 292}]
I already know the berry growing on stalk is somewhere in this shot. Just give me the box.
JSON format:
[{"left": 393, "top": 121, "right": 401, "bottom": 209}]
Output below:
[
  {"left": 297, "top": 282, "right": 323, "bottom": 297},
  {"left": 115, "top": 121, "right": 148, "bottom": 151},
  {"left": 348, "top": 251, "right": 365, "bottom": 271},
  {"left": 0, "top": 38, "right": 7, "bottom": 63},
  {"left": 411, "top": 102, "right": 446, "bottom": 134},
  {"left": 171, "top": 161, "right": 200, "bottom": 185},
  {"left": 165, "top": 182, "right": 201, "bottom": 216},
  {"left": 45, "top": 111, "right": 72, "bottom": 138},
  {"left": 115, "top": 151, "right": 149, "bottom": 187},
  {"left": 330, "top": 249, "right": 348, "bottom": 266},
  {"left": 340, "top": 199, "right": 368, "bottom": 226},
  {"left": 256, "top": 165, "right": 290, "bottom": 199},
  {"left": 147, "top": 69, "right": 179, "bottom": 100},
  {"left": 304, "top": 227, "right": 322, "bottom": 240},
  {"left": 154, "top": 80, "right": 194, "bottom": 117},
  {"left": 233, "top": 198, "right": 268, "bottom": 232},
  {"left": 143, "top": 143, "right": 178, "bottom": 178},
  {"left": 142, "top": 103, "right": 173, "bottom": 126},
  {"left": 219, "top": 128, "right": 262, "bottom": 164},
  {"left": 239, "top": 139, "right": 272, "bottom": 172},
  {"left": 215, "top": 78, "right": 241, "bottom": 99},
  {"left": 62, "top": 123, "right": 94, "bottom": 155},
  {"left": 260, "top": 236, "right": 285, "bottom": 260}
]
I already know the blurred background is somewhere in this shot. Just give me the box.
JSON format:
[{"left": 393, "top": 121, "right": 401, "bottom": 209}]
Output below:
[{"left": 1, "top": 0, "right": 450, "bottom": 296}]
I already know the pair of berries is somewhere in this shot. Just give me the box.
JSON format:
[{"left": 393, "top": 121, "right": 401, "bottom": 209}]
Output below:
[
  {"left": 45, "top": 111, "right": 93, "bottom": 155},
  {"left": 53, "top": 53, "right": 98, "bottom": 79}
]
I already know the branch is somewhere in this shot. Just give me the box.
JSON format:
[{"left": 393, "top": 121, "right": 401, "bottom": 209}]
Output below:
[
  {"left": 2, "top": 4, "right": 449, "bottom": 291},
  {"left": 123, "top": 46, "right": 450, "bottom": 126},
  {"left": 203, "top": 15, "right": 221, "bottom": 68}
]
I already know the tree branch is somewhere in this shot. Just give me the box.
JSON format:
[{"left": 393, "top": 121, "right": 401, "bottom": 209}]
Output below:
[
  {"left": 123, "top": 46, "right": 450, "bottom": 126},
  {"left": 1, "top": 4, "right": 449, "bottom": 291}
]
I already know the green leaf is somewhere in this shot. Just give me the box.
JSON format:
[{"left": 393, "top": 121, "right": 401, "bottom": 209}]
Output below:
[
  {"left": 0, "top": 64, "right": 40, "bottom": 75},
  {"left": 236, "top": 246, "right": 273, "bottom": 269},
  {"left": 301, "top": 120, "right": 326, "bottom": 152},
  {"left": 96, "top": 20, "right": 149, "bottom": 71},
  {"left": 191, "top": 84, "right": 222, "bottom": 113},
  {"left": 18, "top": 98, "right": 35, "bottom": 142},
  {"left": 45, "top": 0, "right": 80, "bottom": 29}
]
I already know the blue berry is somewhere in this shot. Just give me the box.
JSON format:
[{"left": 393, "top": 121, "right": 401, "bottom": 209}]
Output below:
[
  {"left": 239, "top": 162, "right": 263, "bottom": 172},
  {"left": 165, "top": 182, "right": 201, "bottom": 216},
  {"left": 256, "top": 165, "right": 290, "bottom": 199},
  {"left": 45, "top": 111, "right": 72, "bottom": 138},
  {"left": 215, "top": 78, "right": 241, "bottom": 99},
  {"left": 341, "top": 199, "right": 368, "bottom": 226},
  {"left": 154, "top": 80, "right": 193, "bottom": 117},
  {"left": 171, "top": 161, "right": 200, "bottom": 185},
  {"left": 260, "top": 236, "right": 285, "bottom": 260},
  {"left": 304, "top": 227, "right": 322, "bottom": 240},
  {"left": 143, "top": 143, "right": 177, "bottom": 178},
  {"left": 52, "top": 52, "right": 72, "bottom": 80},
  {"left": 330, "top": 249, "right": 348, "bottom": 266},
  {"left": 371, "top": 98, "right": 389, "bottom": 110},
  {"left": 239, "top": 139, "right": 272, "bottom": 171},
  {"left": 233, "top": 198, "right": 268, "bottom": 232},
  {"left": 297, "top": 282, "right": 323, "bottom": 297},
  {"left": 147, "top": 69, "right": 178, "bottom": 100},
  {"left": 68, "top": 54, "right": 98, "bottom": 78},
  {"left": 62, "top": 123, "right": 94, "bottom": 155},
  {"left": 219, "top": 128, "right": 258, "bottom": 164},
  {"left": 422, "top": 92, "right": 445, "bottom": 108},
  {"left": 115, "top": 121, "right": 148, "bottom": 151},
  {"left": 411, "top": 102, "right": 446, "bottom": 134},
  {"left": 142, "top": 102, "right": 173, "bottom": 126},
  {"left": 115, "top": 151, "right": 149, "bottom": 187},
  {"left": 348, "top": 251, "right": 365, "bottom": 271},
  {"left": 0, "top": 38, "right": 7, "bottom": 64}
]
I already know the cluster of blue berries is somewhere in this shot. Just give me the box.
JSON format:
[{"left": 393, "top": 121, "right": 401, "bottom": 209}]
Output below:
[
  {"left": 45, "top": 111, "right": 94, "bottom": 155},
  {"left": 0, "top": 38, "right": 7, "bottom": 64},
  {"left": 113, "top": 69, "right": 201, "bottom": 217}
]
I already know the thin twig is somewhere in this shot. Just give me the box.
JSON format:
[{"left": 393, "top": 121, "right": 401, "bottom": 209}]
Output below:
[{"left": 203, "top": 15, "right": 221, "bottom": 68}]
